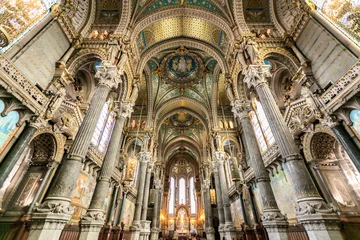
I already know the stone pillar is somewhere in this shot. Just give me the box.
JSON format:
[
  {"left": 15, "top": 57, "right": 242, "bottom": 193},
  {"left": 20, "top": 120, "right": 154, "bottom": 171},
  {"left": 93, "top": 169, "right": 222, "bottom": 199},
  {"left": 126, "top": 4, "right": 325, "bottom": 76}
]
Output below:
[
  {"left": 202, "top": 180, "right": 215, "bottom": 240},
  {"left": 214, "top": 151, "right": 237, "bottom": 239},
  {"left": 107, "top": 185, "right": 120, "bottom": 225},
  {"left": 243, "top": 65, "right": 343, "bottom": 240},
  {"left": 232, "top": 100, "right": 289, "bottom": 239},
  {"left": 211, "top": 161, "right": 225, "bottom": 239},
  {"left": 28, "top": 64, "right": 120, "bottom": 240},
  {"left": 130, "top": 151, "right": 151, "bottom": 240},
  {"left": 79, "top": 101, "right": 133, "bottom": 240},
  {"left": 150, "top": 180, "right": 162, "bottom": 240},
  {"left": 321, "top": 117, "right": 360, "bottom": 172},
  {"left": 113, "top": 190, "right": 124, "bottom": 226},
  {"left": 0, "top": 122, "right": 40, "bottom": 188},
  {"left": 140, "top": 162, "right": 154, "bottom": 239}
]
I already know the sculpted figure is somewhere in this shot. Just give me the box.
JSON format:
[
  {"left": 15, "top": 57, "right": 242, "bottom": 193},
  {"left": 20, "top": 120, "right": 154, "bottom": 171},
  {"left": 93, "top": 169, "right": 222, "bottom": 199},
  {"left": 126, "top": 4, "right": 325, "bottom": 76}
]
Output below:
[
  {"left": 129, "top": 79, "right": 140, "bottom": 102},
  {"left": 46, "top": 88, "right": 66, "bottom": 119},
  {"left": 244, "top": 38, "right": 260, "bottom": 65},
  {"left": 301, "top": 85, "right": 321, "bottom": 115},
  {"left": 107, "top": 42, "right": 121, "bottom": 65},
  {"left": 236, "top": 39, "right": 248, "bottom": 68},
  {"left": 225, "top": 78, "right": 235, "bottom": 102},
  {"left": 117, "top": 45, "right": 129, "bottom": 74}
]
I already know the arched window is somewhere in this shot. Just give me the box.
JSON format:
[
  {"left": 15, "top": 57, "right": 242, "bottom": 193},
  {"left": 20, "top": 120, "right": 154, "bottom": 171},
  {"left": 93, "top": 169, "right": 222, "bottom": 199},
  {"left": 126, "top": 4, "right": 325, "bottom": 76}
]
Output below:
[
  {"left": 0, "top": 0, "right": 57, "bottom": 52},
  {"left": 249, "top": 97, "right": 275, "bottom": 152},
  {"left": 0, "top": 100, "right": 19, "bottom": 154},
  {"left": 179, "top": 178, "right": 186, "bottom": 205},
  {"left": 169, "top": 177, "right": 175, "bottom": 214},
  {"left": 189, "top": 177, "right": 196, "bottom": 214},
  {"left": 350, "top": 109, "right": 360, "bottom": 137},
  {"left": 307, "top": 0, "right": 360, "bottom": 45},
  {"left": 91, "top": 99, "right": 115, "bottom": 153}
]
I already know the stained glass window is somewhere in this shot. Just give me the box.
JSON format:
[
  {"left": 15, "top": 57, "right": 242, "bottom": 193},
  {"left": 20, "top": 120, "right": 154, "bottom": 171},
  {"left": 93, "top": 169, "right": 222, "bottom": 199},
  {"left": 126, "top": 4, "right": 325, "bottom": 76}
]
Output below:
[
  {"left": 189, "top": 177, "right": 196, "bottom": 214},
  {"left": 179, "top": 178, "right": 186, "bottom": 205},
  {"left": 0, "top": 100, "right": 19, "bottom": 154},
  {"left": 249, "top": 98, "right": 275, "bottom": 152},
  {"left": 169, "top": 177, "right": 175, "bottom": 214},
  {"left": 0, "top": 0, "right": 57, "bottom": 52},
  {"left": 308, "top": 0, "right": 360, "bottom": 45},
  {"left": 350, "top": 109, "right": 360, "bottom": 137},
  {"left": 91, "top": 100, "right": 115, "bottom": 153}
]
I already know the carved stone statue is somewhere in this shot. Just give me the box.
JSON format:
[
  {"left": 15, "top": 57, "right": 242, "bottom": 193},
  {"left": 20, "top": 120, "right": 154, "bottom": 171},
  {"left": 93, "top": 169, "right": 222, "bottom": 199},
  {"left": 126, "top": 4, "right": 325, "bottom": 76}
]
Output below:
[
  {"left": 225, "top": 77, "right": 235, "bottom": 102},
  {"left": 117, "top": 45, "right": 129, "bottom": 74},
  {"left": 236, "top": 39, "right": 248, "bottom": 69},
  {"left": 45, "top": 88, "right": 66, "bottom": 119},
  {"left": 107, "top": 42, "right": 121, "bottom": 65},
  {"left": 130, "top": 79, "right": 140, "bottom": 102},
  {"left": 244, "top": 38, "right": 260, "bottom": 65},
  {"left": 301, "top": 85, "right": 321, "bottom": 116}
]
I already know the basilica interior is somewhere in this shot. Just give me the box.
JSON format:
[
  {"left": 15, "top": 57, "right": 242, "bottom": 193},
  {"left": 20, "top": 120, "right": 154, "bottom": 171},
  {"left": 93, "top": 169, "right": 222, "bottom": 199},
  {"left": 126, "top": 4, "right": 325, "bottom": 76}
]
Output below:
[{"left": 0, "top": 0, "right": 360, "bottom": 240}]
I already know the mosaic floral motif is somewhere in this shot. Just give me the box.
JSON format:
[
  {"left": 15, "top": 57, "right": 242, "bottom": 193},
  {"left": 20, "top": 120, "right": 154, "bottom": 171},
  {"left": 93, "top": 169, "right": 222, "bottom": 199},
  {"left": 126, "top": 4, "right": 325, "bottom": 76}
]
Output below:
[
  {"left": 0, "top": 0, "right": 56, "bottom": 51},
  {"left": 0, "top": 100, "right": 19, "bottom": 154},
  {"left": 350, "top": 109, "right": 360, "bottom": 136},
  {"left": 310, "top": 0, "right": 360, "bottom": 44}
]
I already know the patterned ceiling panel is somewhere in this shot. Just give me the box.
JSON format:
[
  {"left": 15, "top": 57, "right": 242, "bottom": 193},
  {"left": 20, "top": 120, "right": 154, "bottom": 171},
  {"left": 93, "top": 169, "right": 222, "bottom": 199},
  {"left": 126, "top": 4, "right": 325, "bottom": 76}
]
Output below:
[
  {"left": 141, "top": 0, "right": 224, "bottom": 16},
  {"left": 137, "top": 17, "right": 228, "bottom": 53}
]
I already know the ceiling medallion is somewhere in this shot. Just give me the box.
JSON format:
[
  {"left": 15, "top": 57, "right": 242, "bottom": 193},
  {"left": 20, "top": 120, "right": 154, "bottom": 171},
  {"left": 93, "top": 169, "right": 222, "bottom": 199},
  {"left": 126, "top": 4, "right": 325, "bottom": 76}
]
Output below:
[{"left": 161, "top": 46, "right": 204, "bottom": 86}]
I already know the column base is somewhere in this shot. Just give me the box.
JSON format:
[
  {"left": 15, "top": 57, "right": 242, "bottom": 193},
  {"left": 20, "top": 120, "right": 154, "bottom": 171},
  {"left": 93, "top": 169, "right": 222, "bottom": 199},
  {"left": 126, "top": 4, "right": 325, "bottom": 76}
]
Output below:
[
  {"left": 130, "top": 221, "right": 141, "bottom": 240},
  {"left": 263, "top": 221, "right": 289, "bottom": 240},
  {"left": 223, "top": 222, "right": 237, "bottom": 240},
  {"left": 218, "top": 224, "right": 225, "bottom": 240},
  {"left": 150, "top": 227, "right": 159, "bottom": 240},
  {"left": 298, "top": 214, "right": 344, "bottom": 240},
  {"left": 205, "top": 227, "right": 215, "bottom": 240},
  {"left": 28, "top": 212, "right": 71, "bottom": 240},
  {"left": 139, "top": 220, "right": 151, "bottom": 240},
  {"left": 78, "top": 219, "right": 104, "bottom": 240}
]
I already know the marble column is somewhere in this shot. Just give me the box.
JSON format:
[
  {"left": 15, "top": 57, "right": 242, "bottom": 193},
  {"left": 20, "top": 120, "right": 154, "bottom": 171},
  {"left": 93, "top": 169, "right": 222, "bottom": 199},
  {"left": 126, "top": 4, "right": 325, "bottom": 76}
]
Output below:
[
  {"left": 232, "top": 100, "right": 289, "bottom": 239},
  {"left": 214, "top": 151, "right": 237, "bottom": 240},
  {"left": 321, "top": 116, "right": 360, "bottom": 172},
  {"left": 130, "top": 150, "right": 151, "bottom": 240},
  {"left": 202, "top": 180, "right": 215, "bottom": 240},
  {"left": 79, "top": 101, "right": 133, "bottom": 240},
  {"left": 243, "top": 65, "right": 343, "bottom": 240},
  {"left": 107, "top": 185, "right": 120, "bottom": 225},
  {"left": 113, "top": 190, "right": 124, "bottom": 226},
  {"left": 150, "top": 180, "right": 162, "bottom": 240},
  {"left": 140, "top": 162, "right": 154, "bottom": 240},
  {"left": 0, "top": 121, "right": 40, "bottom": 188},
  {"left": 211, "top": 161, "right": 225, "bottom": 239},
  {"left": 28, "top": 64, "right": 120, "bottom": 240}
]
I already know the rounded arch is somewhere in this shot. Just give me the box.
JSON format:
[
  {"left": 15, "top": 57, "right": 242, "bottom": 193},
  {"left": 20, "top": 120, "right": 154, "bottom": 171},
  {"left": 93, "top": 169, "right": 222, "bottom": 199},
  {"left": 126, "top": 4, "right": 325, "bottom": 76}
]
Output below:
[
  {"left": 137, "top": 37, "right": 227, "bottom": 74},
  {"left": 155, "top": 97, "right": 211, "bottom": 130},
  {"left": 155, "top": 107, "right": 210, "bottom": 136},
  {"left": 130, "top": 7, "right": 234, "bottom": 43},
  {"left": 67, "top": 49, "right": 106, "bottom": 75},
  {"left": 123, "top": 136, "right": 143, "bottom": 156},
  {"left": 166, "top": 153, "right": 199, "bottom": 177},
  {"left": 164, "top": 138, "right": 201, "bottom": 161},
  {"left": 32, "top": 129, "right": 65, "bottom": 163},
  {"left": 262, "top": 49, "right": 300, "bottom": 75}
]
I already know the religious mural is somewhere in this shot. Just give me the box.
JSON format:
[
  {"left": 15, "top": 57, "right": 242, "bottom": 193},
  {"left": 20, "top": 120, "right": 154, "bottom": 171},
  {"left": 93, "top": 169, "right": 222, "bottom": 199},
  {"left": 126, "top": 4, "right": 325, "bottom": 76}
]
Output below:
[
  {"left": 270, "top": 168, "right": 297, "bottom": 223},
  {"left": 70, "top": 172, "right": 96, "bottom": 221},
  {"left": 309, "top": 0, "right": 360, "bottom": 44},
  {"left": 0, "top": 0, "right": 56, "bottom": 50},
  {"left": 230, "top": 199, "right": 244, "bottom": 228},
  {"left": 0, "top": 100, "right": 19, "bottom": 154},
  {"left": 121, "top": 198, "right": 135, "bottom": 228}
]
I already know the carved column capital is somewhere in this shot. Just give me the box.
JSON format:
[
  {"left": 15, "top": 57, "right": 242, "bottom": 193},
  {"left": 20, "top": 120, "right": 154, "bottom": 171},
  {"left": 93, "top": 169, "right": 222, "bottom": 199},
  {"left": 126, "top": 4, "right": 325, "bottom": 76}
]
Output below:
[
  {"left": 115, "top": 101, "right": 134, "bottom": 119},
  {"left": 320, "top": 114, "right": 340, "bottom": 128},
  {"left": 202, "top": 179, "right": 211, "bottom": 190},
  {"left": 214, "top": 151, "right": 226, "bottom": 164},
  {"left": 140, "top": 151, "right": 151, "bottom": 163},
  {"left": 231, "top": 100, "right": 251, "bottom": 121},
  {"left": 243, "top": 65, "right": 271, "bottom": 89},
  {"left": 95, "top": 64, "right": 121, "bottom": 89}
]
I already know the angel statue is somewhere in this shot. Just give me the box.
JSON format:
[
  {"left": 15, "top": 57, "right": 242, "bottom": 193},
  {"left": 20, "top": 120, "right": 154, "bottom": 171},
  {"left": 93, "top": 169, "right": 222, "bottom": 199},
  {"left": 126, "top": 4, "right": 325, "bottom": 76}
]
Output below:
[
  {"left": 45, "top": 88, "right": 66, "bottom": 119},
  {"left": 244, "top": 38, "right": 260, "bottom": 65}
]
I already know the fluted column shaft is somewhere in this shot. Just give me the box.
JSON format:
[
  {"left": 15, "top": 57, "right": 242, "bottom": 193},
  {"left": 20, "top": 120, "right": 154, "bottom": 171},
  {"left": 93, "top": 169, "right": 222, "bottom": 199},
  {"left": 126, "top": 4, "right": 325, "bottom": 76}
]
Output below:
[
  {"left": 150, "top": 180, "right": 162, "bottom": 240},
  {"left": 0, "top": 123, "right": 38, "bottom": 187},
  {"left": 211, "top": 164, "right": 225, "bottom": 226},
  {"left": 214, "top": 152, "right": 234, "bottom": 224},
  {"left": 133, "top": 152, "right": 150, "bottom": 224},
  {"left": 85, "top": 102, "right": 132, "bottom": 219},
  {"left": 232, "top": 101, "right": 287, "bottom": 224},
  {"left": 141, "top": 163, "right": 153, "bottom": 220},
  {"left": 48, "top": 84, "right": 111, "bottom": 200},
  {"left": 244, "top": 65, "right": 342, "bottom": 240}
]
